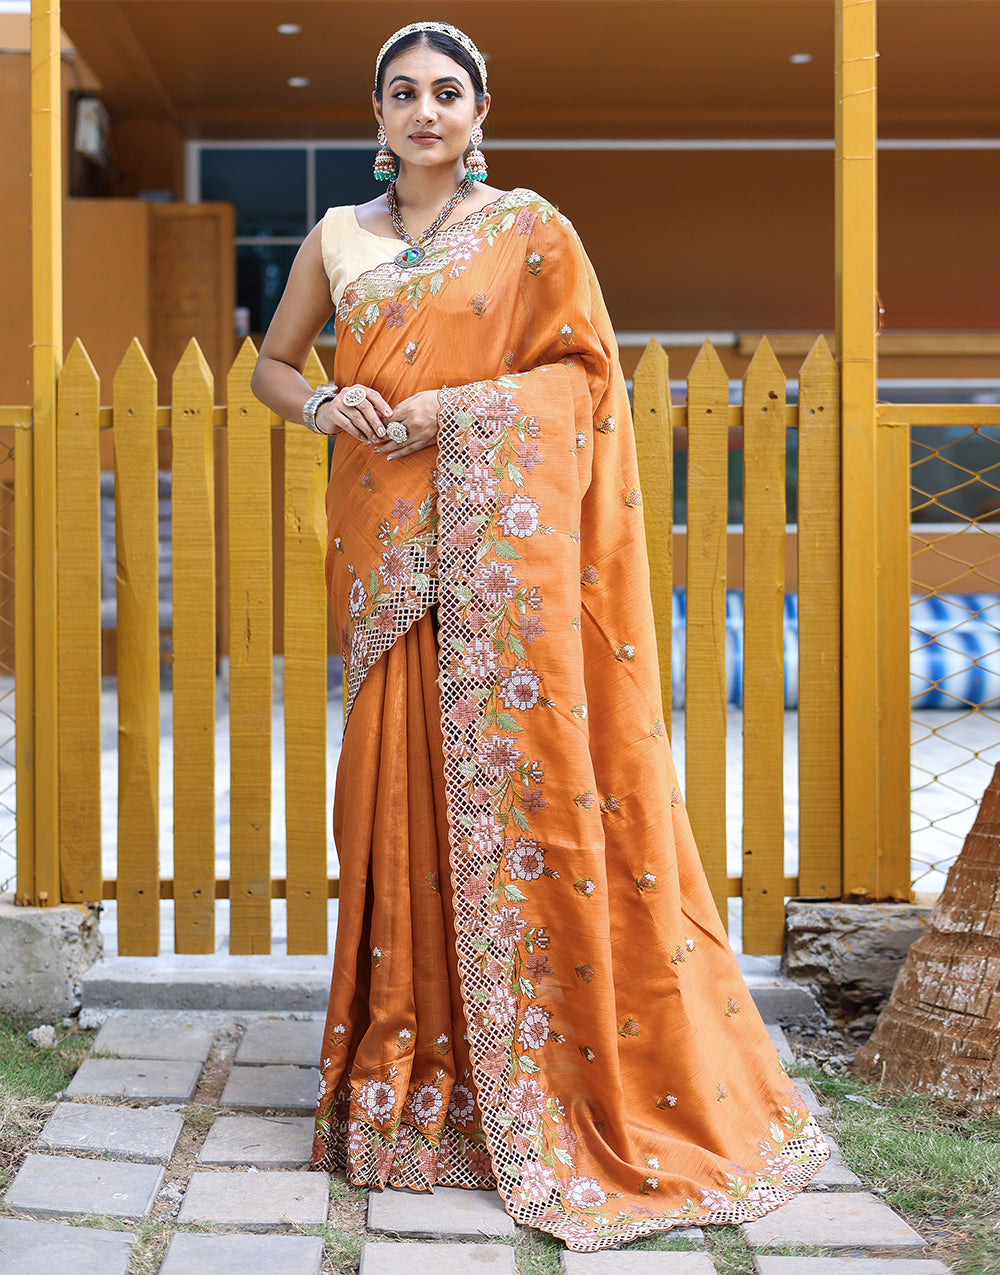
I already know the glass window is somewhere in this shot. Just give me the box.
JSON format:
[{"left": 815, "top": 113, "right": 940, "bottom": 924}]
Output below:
[
  {"left": 236, "top": 244, "right": 301, "bottom": 335},
  {"left": 201, "top": 148, "right": 307, "bottom": 237},
  {"left": 316, "top": 149, "right": 382, "bottom": 217}
]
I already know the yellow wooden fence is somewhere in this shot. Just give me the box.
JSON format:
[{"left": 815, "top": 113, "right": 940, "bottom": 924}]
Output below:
[
  {"left": 10, "top": 330, "right": 856, "bottom": 957},
  {"left": 50, "top": 336, "right": 332, "bottom": 956}
]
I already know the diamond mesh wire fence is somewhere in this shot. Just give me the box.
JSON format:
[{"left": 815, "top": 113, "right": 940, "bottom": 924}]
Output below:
[
  {"left": 0, "top": 430, "right": 16, "bottom": 894},
  {"left": 910, "top": 421, "right": 1000, "bottom": 894}
]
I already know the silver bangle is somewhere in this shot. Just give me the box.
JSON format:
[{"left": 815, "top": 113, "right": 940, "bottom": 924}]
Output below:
[{"left": 302, "top": 382, "right": 338, "bottom": 434}]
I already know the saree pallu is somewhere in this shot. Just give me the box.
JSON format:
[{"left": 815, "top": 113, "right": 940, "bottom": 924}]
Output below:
[{"left": 312, "top": 189, "right": 829, "bottom": 1251}]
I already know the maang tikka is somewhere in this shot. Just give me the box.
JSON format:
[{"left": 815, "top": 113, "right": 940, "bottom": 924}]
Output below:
[
  {"left": 464, "top": 123, "right": 487, "bottom": 182},
  {"left": 373, "top": 125, "right": 396, "bottom": 182}
]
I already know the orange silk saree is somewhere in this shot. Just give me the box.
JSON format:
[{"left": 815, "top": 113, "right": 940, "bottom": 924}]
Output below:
[{"left": 312, "top": 189, "right": 829, "bottom": 1251}]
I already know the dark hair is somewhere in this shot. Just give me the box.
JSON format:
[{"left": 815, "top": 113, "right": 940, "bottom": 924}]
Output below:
[{"left": 374, "top": 29, "right": 487, "bottom": 103}]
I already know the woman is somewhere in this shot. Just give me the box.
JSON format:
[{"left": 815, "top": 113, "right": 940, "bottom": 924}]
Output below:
[{"left": 252, "top": 21, "right": 828, "bottom": 1252}]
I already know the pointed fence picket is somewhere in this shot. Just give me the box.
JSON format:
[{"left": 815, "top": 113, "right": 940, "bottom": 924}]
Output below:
[
  {"left": 227, "top": 339, "right": 274, "bottom": 955},
  {"left": 56, "top": 341, "right": 102, "bottom": 902},
  {"left": 682, "top": 341, "right": 733, "bottom": 929},
  {"left": 44, "top": 334, "right": 843, "bottom": 955},
  {"left": 171, "top": 340, "right": 216, "bottom": 954},
  {"left": 283, "top": 347, "right": 332, "bottom": 955},
  {"left": 113, "top": 340, "right": 161, "bottom": 956}
]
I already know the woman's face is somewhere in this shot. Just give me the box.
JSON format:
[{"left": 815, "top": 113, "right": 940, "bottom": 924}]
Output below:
[{"left": 374, "top": 44, "right": 488, "bottom": 173}]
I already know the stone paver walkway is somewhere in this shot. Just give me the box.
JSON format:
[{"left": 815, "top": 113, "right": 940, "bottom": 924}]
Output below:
[{"left": 0, "top": 1013, "right": 954, "bottom": 1274}]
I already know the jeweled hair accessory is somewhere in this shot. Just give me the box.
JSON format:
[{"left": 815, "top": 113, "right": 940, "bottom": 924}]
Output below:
[{"left": 375, "top": 21, "right": 487, "bottom": 91}]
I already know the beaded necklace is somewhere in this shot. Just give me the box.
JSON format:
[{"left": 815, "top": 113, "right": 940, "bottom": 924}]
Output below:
[{"left": 386, "top": 177, "right": 475, "bottom": 268}]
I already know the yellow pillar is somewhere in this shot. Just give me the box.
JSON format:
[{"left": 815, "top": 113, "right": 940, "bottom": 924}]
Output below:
[
  {"left": 835, "top": 0, "right": 880, "bottom": 898},
  {"left": 27, "top": 0, "right": 63, "bottom": 905}
]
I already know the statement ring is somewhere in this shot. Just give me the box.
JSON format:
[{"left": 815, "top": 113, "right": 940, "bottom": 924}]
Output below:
[
  {"left": 341, "top": 385, "right": 367, "bottom": 408},
  {"left": 386, "top": 421, "right": 409, "bottom": 444}
]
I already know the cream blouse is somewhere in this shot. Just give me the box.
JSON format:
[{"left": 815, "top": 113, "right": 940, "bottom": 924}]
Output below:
[{"left": 320, "top": 205, "right": 408, "bottom": 309}]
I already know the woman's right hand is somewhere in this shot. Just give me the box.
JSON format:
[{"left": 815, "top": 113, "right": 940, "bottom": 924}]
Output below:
[{"left": 317, "top": 385, "right": 393, "bottom": 444}]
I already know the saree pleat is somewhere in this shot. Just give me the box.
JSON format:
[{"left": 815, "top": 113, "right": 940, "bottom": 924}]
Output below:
[
  {"left": 316, "top": 612, "right": 494, "bottom": 1190},
  {"left": 312, "top": 189, "right": 829, "bottom": 1250}
]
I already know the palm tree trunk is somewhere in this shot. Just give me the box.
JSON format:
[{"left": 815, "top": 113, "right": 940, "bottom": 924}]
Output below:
[{"left": 853, "top": 761, "right": 1000, "bottom": 1102}]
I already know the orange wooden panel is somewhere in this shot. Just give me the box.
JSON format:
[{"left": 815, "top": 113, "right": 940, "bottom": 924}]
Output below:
[
  {"left": 741, "top": 339, "right": 786, "bottom": 955},
  {"left": 227, "top": 338, "right": 273, "bottom": 953},
  {"left": 113, "top": 339, "right": 160, "bottom": 955},
  {"left": 171, "top": 340, "right": 217, "bottom": 952}
]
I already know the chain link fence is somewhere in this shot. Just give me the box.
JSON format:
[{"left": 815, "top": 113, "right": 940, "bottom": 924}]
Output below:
[
  {"left": 0, "top": 430, "right": 16, "bottom": 893},
  {"left": 909, "top": 418, "right": 1000, "bottom": 893}
]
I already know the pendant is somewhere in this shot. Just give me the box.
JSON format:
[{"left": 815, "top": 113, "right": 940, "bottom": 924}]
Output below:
[{"left": 394, "top": 244, "right": 426, "bottom": 268}]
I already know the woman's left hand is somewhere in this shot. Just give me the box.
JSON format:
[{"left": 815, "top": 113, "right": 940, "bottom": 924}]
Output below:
[{"left": 373, "top": 390, "right": 441, "bottom": 460}]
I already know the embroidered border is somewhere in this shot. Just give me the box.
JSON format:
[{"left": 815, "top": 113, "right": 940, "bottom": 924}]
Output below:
[{"left": 434, "top": 379, "right": 830, "bottom": 1251}]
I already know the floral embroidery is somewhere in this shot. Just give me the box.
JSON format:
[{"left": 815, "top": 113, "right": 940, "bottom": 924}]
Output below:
[
  {"left": 342, "top": 491, "right": 438, "bottom": 718},
  {"left": 671, "top": 787, "right": 684, "bottom": 806},
  {"left": 337, "top": 191, "right": 558, "bottom": 342},
  {"left": 447, "top": 1084, "right": 476, "bottom": 1126},
  {"left": 581, "top": 565, "right": 599, "bottom": 586},
  {"left": 613, "top": 643, "right": 635, "bottom": 662},
  {"left": 717, "top": 1084, "right": 729, "bottom": 1102},
  {"left": 382, "top": 300, "right": 407, "bottom": 327},
  {"left": 357, "top": 1070, "right": 398, "bottom": 1123},
  {"left": 404, "top": 340, "right": 419, "bottom": 364},
  {"left": 575, "top": 432, "right": 587, "bottom": 450},
  {"left": 564, "top": 1177, "right": 607, "bottom": 1209},
  {"left": 578, "top": 1045, "right": 596, "bottom": 1063},
  {"left": 372, "top": 946, "right": 385, "bottom": 969},
  {"left": 525, "top": 251, "right": 544, "bottom": 274},
  {"left": 600, "top": 794, "right": 621, "bottom": 814},
  {"left": 518, "top": 1160, "right": 558, "bottom": 1203},
  {"left": 434, "top": 1033, "right": 450, "bottom": 1055},
  {"left": 517, "top": 1005, "right": 553, "bottom": 1050},
  {"left": 573, "top": 790, "right": 595, "bottom": 809},
  {"left": 575, "top": 963, "right": 594, "bottom": 982},
  {"left": 410, "top": 1079, "right": 445, "bottom": 1127},
  {"left": 650, "top": 719, "right": 666, "bottom": 739},
  {"left": 330, "top": 1023, "right": 348, "bottom": 1045},
  {"left": 570, "top": 703, "right": 587, "bottom": 720},
  {"left": 470, "top": 292, "right": 488, "bottom": 316},
  {"left": 559, "top": 324, "right": 575, "bottom": 346},
  {"left": 396, "top": 1027, "right": 413, "bottom": 1051},
  {"left": 597, "top": 415, "right": 616, "bottom": 433},
  {"left": 498, "top": 493, "right": 540, "bottom": 539},
  {"left": 359, "top": 471, "right": 374, "bottom": 491},
  {"left": 618, "top": 1017, "right": 640, "bottom": 1038},
  {"left": 503, "top": 348, "right": 516, "bottom": 371},
  {"left": 515, "top": 207, "right": 537, "bottom": 235},
  {"left": 625, "top": 488, "right": 642, "bottom": 508},
  {"left": 506, "top": 838, "right": 547, "bottom": 880},
  {"left": 573, "top": 878, "right": 596, "bottom": 897},
  {"left": 656, "top": 1093, "right": 678, "bottom": 1109},
  {"left": 636, "top": 871, "right": 657, "bottom": 892},
  {"left": 725, "top": 998, "right": 741, "bottom": 1018},
  {"left": 499, "top": 666, "right": 541, "bottom": 711}
]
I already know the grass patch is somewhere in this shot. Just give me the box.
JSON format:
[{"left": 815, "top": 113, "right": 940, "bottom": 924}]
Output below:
[
  {"left": 0, "top": 1012, "right": 94, "bottom": 1190},
  {"left": 702, "top": 1225, "right": 755, "bottom": 1275},
  {"left": 179, "top": 1103, "right": 218, "bottom": 1131},
  {"left": 512, "top": 1227, "right": 562, "bottom": 1274},
  {"left": 797, "top": 1063, "right": 1000, "bottom": 1275}
]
